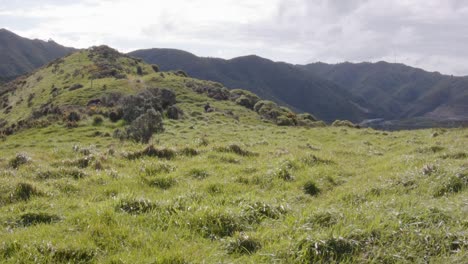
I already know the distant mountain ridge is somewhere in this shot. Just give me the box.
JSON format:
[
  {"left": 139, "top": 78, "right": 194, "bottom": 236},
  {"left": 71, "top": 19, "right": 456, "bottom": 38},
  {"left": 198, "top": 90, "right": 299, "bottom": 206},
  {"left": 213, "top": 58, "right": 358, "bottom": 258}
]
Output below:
[
  {"left": 129, "top": 49, "right": 379, "bottom": 122},
  {"left": 130, "top": 48, "right": 468, "bottom": 123},
  {"left": 301, "top": 61, "right": 468, "bottom": 120},
  {"left": 0, "top": 28, "right": 75, "bottom": 81}
]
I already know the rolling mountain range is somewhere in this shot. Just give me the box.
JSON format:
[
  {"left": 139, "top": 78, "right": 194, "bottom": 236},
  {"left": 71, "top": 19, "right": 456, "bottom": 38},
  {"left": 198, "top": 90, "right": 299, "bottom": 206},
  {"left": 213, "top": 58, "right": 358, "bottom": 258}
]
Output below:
[
  {"left": 0, "top": 29, "right": 466, "bottom": 125},
  {"left": 129, "top": 49, "right": 468, "bottom": 124},
  {"left": 0, "top": 29, "right": 75, "bottom": 82}
]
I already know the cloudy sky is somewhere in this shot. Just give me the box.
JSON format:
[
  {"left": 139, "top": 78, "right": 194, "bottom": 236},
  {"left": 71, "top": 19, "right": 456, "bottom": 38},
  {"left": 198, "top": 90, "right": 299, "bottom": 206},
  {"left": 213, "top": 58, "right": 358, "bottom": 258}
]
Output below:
[{"left": 1, "top": 0, "right": 468, "bottom": 75}]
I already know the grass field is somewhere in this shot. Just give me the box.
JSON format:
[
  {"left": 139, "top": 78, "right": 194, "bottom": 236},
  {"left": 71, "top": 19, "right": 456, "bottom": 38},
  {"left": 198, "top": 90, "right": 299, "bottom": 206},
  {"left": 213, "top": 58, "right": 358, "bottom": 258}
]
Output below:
[{"left": 0, "top": 47, "right": 467, "bottom": 263}]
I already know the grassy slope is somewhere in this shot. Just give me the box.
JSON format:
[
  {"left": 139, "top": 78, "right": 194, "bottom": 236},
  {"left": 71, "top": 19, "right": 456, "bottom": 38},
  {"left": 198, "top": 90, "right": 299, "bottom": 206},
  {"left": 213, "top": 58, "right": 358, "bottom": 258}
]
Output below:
[{"left": 0, "top": 49, "right": 467, "bottom": 263}]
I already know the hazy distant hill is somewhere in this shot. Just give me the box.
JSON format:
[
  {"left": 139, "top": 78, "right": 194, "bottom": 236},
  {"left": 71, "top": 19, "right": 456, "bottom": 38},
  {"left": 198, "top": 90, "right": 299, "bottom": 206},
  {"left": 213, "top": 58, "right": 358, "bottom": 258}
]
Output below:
[
  {"left": 129, "top": 49, "right": 376, "bottom": 122},
  {"left": 0, "top": 28, "right": 75, "bottom": 81},
  {"left": 301, "top": 62, "right": 468, "bottom": 120}
]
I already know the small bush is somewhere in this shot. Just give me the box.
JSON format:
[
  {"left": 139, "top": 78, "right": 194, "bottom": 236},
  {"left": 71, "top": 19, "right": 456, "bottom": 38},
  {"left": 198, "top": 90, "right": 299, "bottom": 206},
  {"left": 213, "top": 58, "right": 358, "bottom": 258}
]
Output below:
[
  {"left": 189, "top": 168, "right": 209, "bottom": 180},
  {"left": 434, "top": 173, "right": 467, "bottom": 197},
  {"left": 226, "top": 232, "right": 262, "bottom": 255},
  {"left": 109, "top": 110, "right": 123, "bottom": 122},
  {"left": 179, "top": 147, "right": 199, "bottom": 157},
  {"left": 13, "top": 183, "right": 39, "bottom": 201},
  {"left": 143, "top": 162, "right": 176, "bottom": 176},
  {"left": 151, "top": 64, "right": 160, "bottom": 72},
  {"left": 145, "top": 176, "right": 177, "bottom": 189},
  {"left": 9, "top": 153, "right": 31, "bottom": 169},
  {"left": 116, "top": 198, "right": 158, "bottom": 214},
  {"left": 242, "top": 202, "right": 287, "bottom": 223},
  {"left": 126, "top": 109, "right": 164, "bottom": 143},
  {"left": 69, "top": 83, "right": 83, "bottom": 91},
  {"left": 193, "top": 211, "right": 243, "bottom": 238},
  {"left": 66, "top": 111, "right": 81, "bottom": 122},
  {"left": 17, "top": 212, "right": 60, "bottom": 227},
  {"left": 332, "top": 120, "right": 358, "bottom": 128},
  {"left": 92, "top": 115, "right": 104, "bottom": 126},
  {"left": 136, "top": 65, "right": 143, "bottom": 75},
  {"left": 176, "top": 70, "right": 188, "bottom": 77},
  {"left": 303, "top": 181, "right": 321, "bottom": 196},
  {"left": 166, "top": 105, "right": 183, "bottom": 120},
  {"left": 215, "top": 144, "right": 256, "bottom": 156},
  {"left": 297, "top": 236, "right": 360, "bottom": 263},
  {"left": 125, "top": 145, "right": 177, "bottom": 160}
]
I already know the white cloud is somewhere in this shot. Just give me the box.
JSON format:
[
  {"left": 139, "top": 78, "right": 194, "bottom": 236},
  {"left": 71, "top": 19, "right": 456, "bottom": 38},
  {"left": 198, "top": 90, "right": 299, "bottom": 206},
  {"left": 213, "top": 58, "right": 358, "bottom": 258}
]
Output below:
[{"left": 2, "top": 0, "right": 468, "bottom": 75}]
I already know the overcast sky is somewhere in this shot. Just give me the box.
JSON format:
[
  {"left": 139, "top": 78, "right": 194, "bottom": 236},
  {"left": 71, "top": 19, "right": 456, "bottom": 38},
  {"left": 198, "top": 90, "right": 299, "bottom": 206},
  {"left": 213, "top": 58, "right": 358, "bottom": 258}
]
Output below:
[{"left": 1, "top": 0, "right": 468, "bottom": 75}]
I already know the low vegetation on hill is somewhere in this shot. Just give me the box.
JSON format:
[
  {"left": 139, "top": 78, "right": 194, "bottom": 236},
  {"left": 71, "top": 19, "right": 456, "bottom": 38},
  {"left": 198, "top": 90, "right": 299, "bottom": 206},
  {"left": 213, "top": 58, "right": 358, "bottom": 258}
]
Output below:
[{"left": 0, "top": 46, "right": 466, "bottom": 263}]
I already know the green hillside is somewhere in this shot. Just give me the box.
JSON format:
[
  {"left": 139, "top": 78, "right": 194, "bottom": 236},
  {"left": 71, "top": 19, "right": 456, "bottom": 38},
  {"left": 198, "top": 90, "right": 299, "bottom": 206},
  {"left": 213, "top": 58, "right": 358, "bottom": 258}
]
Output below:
[
  {"left": 0, "top": 29, "right": 75, "bottom": 81},
  {"left": 0, "top": 47, "right": 467, "bottom": 263}
]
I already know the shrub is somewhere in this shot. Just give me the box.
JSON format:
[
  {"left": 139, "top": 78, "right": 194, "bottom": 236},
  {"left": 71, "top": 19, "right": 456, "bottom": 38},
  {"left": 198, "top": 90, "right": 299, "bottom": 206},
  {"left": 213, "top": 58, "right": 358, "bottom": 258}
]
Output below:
[
  {"left": 109, "top": 110, "right": 123, "bottom": 122},
  {"left": 434, "top": 173, "right": 467, "bottom": 197},
  {"left": 332, "top": 120, "right": 358, "bottom": 128},
  {"left": 226, "top": 232, "right": 261, "bottom": 255},
  {"left": 151, "top": 64, "right": 160, "bottom": 72},
  {"left": 145, "top": 176, "right": 177, "bottom": 189},
  {"left": 193, "top": 211, "right": 243, "bottom": 238},
  {"left": 189, "top": 168, "right": 209, "bottom": 180},
  {"left": 298, "top": 113, "right": 317, "bottom": 122},
  {"left": 66, "top": 111, "right": 81, "bottom": 122},
  {"left": 215, "top": 144, "right": 256, "bottom": 156},
  {"left": 303, "top": 181, "right": 321, "bottom": 196},
  {"left": 17, "top": 212, "right": 60, "bottom": 227},
  {"left": 69, "top": 83, "right": 83, "bottom": 91},
  {"left": 126, "top": 109, "right": 164, "bottom": 143},
  {"left": 13, "top": 183, "right": 39, "bottom": 201},
  {"left": 176, "top": 70, "right": 188, "bottom": 77},
  {"left": 297, "top": 236, "right": 360, "bottom": 263},
  {"left": 277, "top": 115, "right": 296, "bottom": 126},
  {"left": 92, "top": 115, "right": 104, "bottom": 126},
  {"left": 9, "top": 153, "right": 31, "bottom": 169},
  {"left": 229, "top": 89, "right": 261, "bottom": 110},
  {"left": 136, "top": 65, "right": 143, "bottom": 75},
  {"left": 116, "top": 198, "right": 158, "bottom": 214},
  {"left": 166, "top": 105, "right": 183, "bottom": 120},
  {"left": 125, "top": 145, "right": 176, "bottom": 160}
]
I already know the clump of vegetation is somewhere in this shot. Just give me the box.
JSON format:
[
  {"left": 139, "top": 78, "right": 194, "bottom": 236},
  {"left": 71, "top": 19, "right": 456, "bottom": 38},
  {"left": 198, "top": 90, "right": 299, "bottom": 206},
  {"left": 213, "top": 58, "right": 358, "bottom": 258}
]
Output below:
[
  {"left": 144, "top": 176, "right": 177, "bottom": 190},
  {"left": 189, "top": 168, "right": 209, "bottom": 180},
  {"left": 151, "top": 64, "right": 160, "bottom": 72},
  {"left": 143, "top": 162, "right": 176, "bottom": 176},
  {"left": 192, "top": 210, "right": 243, "bottom": 238},
  {"left": 215, "top": 144, "right": 256, "bottom": 156},
  {"left": 303, "top": 180, "right": 321, "bottom": 196},
  {"left": 229, "top": 89, "right": 260, "bottom": 110},
  {"left": 126, "top": 109, "right": 164, "bottom": 143},
  {"left": 307, "top": 211, "right": 340, "bottom": 227},
  {"left": 297, "top": 236, "right": 360, "bottom": 263},
  {"left": 332, "top": 120, "right": 359, "bottom": 128},
  {"left": 17, "top": 212, "right": 60, "bottom": 227},
  {"left": 301, "top": 154, "right": 333, "bottom": 166},
  {"left": 226, "top": 232, "right": 262, "bottom": 255},
  {"left": 68, "top": 83, "right": 83, "bottom": 91},
  {"left": 433, "top": 173, "right": 467, "bottom": 197},
  {"left": 124, "top": 145, "right": 177, "bottom": 160},
  {"left": 242, "top": 202, "right": 287, "bottom": 223},
  {"left": 92, "top": 115, "right": 104, "bottom": 126},
  {"left": 9, "top": 153, "right": 31, "bottom": 169},
  {"left": 12, "top": 183, "right": 40, "bottom": 201},
  {"left": 116, "top": 198, "right": 158, "bottom": 214}
]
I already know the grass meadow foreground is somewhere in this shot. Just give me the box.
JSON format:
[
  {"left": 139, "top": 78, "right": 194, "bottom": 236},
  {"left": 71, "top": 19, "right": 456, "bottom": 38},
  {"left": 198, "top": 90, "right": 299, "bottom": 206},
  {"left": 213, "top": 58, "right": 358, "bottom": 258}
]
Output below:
[
  {"left": 0, "top": 114, "right": 467, "bottom": 263},
  {"left": 0, "top": 47, "right": 466, "bottom": 263}
]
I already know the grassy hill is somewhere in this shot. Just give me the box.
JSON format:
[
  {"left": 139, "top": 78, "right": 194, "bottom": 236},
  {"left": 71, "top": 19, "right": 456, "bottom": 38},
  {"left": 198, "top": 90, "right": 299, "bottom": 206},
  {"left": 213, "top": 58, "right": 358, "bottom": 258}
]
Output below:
[
  {"left": 0, "top": 47, "right": 467, "bottom": 263},
  {"left": 129, "top": 49, "right": 378, "bottom": 123},
  {"left": 0, "top": 29, "right": 75, "bottom": 82}
]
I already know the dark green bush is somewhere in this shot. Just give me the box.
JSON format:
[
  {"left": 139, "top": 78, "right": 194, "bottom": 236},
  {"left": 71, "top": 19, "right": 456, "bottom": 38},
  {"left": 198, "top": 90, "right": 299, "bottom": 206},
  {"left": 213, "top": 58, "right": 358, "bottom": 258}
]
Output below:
[
  {"left": 9, "top": 153, "right": 31, "bottom": 169},
  {"left": 303, "top": 181, "right": 321, "bottom": 196},
  {"left": 126, "top": 109, "right": 164, "bottom": 143},
  {"left": 92, "top": 115, "right": 104, "bottom": 126},
  {"left": 17, "top": 212, "right": 60, "bottom": 227},
  {"left": 151, "top": 64, "right": 160, "bottom": 72}
]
